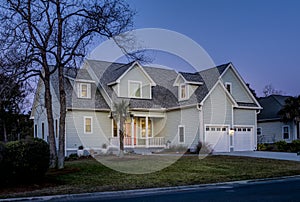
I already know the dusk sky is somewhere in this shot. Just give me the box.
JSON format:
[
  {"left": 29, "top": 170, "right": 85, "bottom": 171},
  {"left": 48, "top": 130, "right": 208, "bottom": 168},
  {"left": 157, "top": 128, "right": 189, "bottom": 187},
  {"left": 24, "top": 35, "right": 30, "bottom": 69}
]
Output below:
[{"left": 125, "top": 0, "right": 300, "bottom": 97}]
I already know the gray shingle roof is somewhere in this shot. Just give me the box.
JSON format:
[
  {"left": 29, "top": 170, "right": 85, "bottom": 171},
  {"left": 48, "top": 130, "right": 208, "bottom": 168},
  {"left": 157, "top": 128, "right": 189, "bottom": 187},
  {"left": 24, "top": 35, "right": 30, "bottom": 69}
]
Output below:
[
  {"left": 61, "top": 60, "right": 241, "bottom": 110},
  {"left": 258, "top": 95, "right": 291, "bottom": 121}
]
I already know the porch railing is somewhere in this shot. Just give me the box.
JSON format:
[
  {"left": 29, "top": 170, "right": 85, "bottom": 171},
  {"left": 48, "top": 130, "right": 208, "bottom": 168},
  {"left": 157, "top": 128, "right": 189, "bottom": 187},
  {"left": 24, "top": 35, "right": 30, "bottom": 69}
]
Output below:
[{"left": 109, "top": 137, "right": 165, "bottom": 147}]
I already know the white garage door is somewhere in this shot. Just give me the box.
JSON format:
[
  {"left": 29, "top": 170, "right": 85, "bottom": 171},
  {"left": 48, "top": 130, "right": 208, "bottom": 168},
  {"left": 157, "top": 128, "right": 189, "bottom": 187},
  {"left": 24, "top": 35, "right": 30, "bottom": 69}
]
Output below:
[
  {"left": 234, "top": 127, "right": 253, "bottom": 151},
  {"left": 205, "top": 126, "right": 229, "bottom": 152}
]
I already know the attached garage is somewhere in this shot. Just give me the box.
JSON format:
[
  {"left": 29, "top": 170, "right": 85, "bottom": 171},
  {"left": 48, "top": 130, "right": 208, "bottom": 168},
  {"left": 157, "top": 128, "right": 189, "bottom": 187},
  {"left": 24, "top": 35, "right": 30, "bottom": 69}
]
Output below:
[
  {"left": 205, "top": 125, "right": 254, "bottom": 152},
  {"left": 205, "top": 126, "right": 229, "bottom": 152},
  {"left": 233, "top": 126, "right": 253, "bottom": 151}
]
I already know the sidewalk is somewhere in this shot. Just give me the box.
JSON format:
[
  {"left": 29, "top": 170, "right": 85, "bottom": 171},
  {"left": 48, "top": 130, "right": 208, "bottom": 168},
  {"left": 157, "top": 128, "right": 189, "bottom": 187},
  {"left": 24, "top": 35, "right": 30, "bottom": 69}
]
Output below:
[{"left": 214, "top": 151, "right": 300, "bottom": 161}]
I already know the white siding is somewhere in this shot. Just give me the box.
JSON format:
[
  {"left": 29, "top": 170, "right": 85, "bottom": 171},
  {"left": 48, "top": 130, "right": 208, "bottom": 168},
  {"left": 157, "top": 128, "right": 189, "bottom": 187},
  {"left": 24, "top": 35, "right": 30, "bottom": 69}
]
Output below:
[
  {"left": 203, "top": 84, "right": 233, "bottom": 128},
  {"left": 221, "top": 68, "right": 253, "bottom": 103},
  {"left": 65, "top": 111, "right": 111, "bottom": 149},
  {"left": 157, "top": 107, "right": 200, "bottom": 148},
  {"left": 118, "top": 65, "right": 152, "bottom": 99},
  {"left": 234, "top": 109, "right": 256, "bottom": 126}
]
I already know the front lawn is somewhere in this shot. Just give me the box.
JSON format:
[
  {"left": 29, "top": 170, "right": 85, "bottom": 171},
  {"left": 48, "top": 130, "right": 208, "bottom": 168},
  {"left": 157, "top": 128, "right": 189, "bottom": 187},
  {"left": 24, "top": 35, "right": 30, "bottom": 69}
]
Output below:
[{"left": 1, "top": 155, "right": 300, "bottom": 198}]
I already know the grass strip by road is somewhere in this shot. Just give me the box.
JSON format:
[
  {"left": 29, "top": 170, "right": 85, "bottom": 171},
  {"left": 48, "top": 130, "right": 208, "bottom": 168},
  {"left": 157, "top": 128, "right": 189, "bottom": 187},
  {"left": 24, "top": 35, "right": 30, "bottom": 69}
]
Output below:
[{"left": 1, "top": 155, "right": 300, "bottom": 198}]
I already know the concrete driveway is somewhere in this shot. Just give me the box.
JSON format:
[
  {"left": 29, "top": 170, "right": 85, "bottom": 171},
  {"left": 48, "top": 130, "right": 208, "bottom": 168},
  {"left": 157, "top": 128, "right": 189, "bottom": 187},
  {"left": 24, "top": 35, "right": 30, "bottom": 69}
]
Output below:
[{"left": 214, "top": 151, "right": 300, "bottom": 162}]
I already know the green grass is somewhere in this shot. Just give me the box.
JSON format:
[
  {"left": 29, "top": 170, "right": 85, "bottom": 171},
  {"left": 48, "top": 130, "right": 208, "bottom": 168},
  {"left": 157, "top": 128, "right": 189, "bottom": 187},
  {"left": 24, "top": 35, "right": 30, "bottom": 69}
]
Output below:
[{"left": 1, "top": 155, "right": 300, "bottom": 198}]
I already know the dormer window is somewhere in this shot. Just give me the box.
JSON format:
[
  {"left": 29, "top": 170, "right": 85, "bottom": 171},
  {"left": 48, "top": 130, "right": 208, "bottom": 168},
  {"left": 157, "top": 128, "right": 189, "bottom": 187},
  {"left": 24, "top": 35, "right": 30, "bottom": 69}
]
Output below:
[
  {"left": 78, "top": 83, "right": 91, "bottom": 98},
  {"left": 225, "top": 82, "right": 232, "bottom": 94},
  {"left": 179, "top": 84, "right": 187, "bottom": 100},
  {"left": 129, "top": 81, "right": 142, "bottom": 98}
]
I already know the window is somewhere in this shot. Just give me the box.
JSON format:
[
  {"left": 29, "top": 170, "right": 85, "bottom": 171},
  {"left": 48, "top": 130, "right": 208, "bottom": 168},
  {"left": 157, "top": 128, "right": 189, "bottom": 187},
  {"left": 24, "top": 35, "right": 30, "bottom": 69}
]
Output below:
[
  {"left": 179, "top": 84, "right": 187, "bottom": 100},
  {"left": 34, "top": 124, "right": 38, "bottom": 138},
  {"left": 55, "top": 119, "right": 58, "bottom": 138},
  {"left": 225, "top": 82, "right": 232, "bottom": 93},
  {"left": 113, "top": 120, "right": 118, "bottom": 137},
  {"left": 283, "top": 126, "right": 290, "bottom": 139},
  {"left": 78, "top": 83, "right": 91, "bottom": 98},
  {"left": 140, "top": 118, "right": 152, "bottom": 138},
  {"left": 42, "top": 122, "right": 45, "bottom": 139},
  {"left": 84, "top": 117, "right": 92, "bottom": 134},
  {"left": 129, "top": 81, "right": 142, "bottom": 98},
  {"left": 178, "top": 125, "right": 185, "bottom": 143}
]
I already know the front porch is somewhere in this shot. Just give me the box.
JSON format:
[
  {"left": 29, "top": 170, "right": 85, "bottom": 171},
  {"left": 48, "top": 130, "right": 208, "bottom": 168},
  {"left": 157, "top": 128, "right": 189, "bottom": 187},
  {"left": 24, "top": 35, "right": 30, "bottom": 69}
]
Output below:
[
  {"left": 109, "top": 136, "right": 166, "bottom": 148},
  {"left": 109, "top": 112, "right": 166, "bottom": 148}
]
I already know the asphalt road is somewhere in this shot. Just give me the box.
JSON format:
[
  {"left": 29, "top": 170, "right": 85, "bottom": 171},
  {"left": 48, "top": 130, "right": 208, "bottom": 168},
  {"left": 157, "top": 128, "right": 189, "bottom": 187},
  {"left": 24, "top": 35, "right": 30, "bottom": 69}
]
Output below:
[{"left": 41, "top": 176, "right": 300, "bottom": 202}]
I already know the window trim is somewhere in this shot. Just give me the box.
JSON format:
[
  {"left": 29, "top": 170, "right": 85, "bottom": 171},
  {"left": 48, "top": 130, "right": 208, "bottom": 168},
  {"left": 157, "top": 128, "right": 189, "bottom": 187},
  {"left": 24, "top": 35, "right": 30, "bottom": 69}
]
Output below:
[
  {"left": 78, "top": 83, "right": 91, "bottom": 99},
  {"left": 225, "top": 82, "right": 232, "bottom": 94},
  {"left": 282, "top": 125, "right": 290, "bottom": 139},
  {"left": 179, "top": 83, "right": 188, "bottom": 101},
  {"left": 84, "top": 116, "right": 93, "bottom": 134},
  {"left": 128, "top": 80, "right": 142, "bottom": 98},
  {"left": 178, "top": 125, "right": 185, "bottom": 144}
]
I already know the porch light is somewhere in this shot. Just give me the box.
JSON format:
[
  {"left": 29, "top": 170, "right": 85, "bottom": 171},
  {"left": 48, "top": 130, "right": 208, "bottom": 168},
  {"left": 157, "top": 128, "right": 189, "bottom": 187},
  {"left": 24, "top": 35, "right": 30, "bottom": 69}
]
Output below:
[{"left": 229, "top": 128, "right": 235, "bottom": 136}]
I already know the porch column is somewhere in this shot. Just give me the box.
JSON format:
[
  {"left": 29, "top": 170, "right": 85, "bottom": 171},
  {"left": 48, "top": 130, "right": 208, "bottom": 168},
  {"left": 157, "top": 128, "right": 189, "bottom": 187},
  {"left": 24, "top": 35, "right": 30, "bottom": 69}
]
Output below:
[
  {"left": 146, "top": 116, "right": 149, "bottom": 148},
  {"left": 131, "top": 117, "right": 134, "bottom": 147}
]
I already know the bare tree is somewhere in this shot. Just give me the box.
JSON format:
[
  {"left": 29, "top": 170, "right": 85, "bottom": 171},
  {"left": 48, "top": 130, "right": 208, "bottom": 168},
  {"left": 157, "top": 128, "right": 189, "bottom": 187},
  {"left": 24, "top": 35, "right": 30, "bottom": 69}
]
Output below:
[
  {"left": 0, "top": 0, "right": 135, "bottom": 169},
  {"left": 263, "top": 84, "right": 282, "bottom": 97}
]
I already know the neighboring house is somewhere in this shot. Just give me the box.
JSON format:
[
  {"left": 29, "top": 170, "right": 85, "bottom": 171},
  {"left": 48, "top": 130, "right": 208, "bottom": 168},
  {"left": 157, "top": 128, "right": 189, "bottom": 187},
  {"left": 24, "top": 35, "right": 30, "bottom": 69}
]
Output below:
[
  {"left": 30, "top": 61, "right": 261, "bottom": 155},
  {"left": 257, "top": 95, "right": 299, "bottom": 143}
]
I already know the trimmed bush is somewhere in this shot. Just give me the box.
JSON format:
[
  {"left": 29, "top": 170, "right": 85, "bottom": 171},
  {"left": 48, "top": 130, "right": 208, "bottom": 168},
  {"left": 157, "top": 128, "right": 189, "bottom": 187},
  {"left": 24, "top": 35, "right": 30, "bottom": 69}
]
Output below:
[
  {"left": 4, "top": 138, "right": 50, "bottom": 183},
  {"left": 275, "top": 141, "right": 288, "bottom": 152},
  {"left": 290, "top": 140, "right": 300, "bottom": 152},
  {"left": 257, "top": 143, "right": 267, "bottom": 151}
]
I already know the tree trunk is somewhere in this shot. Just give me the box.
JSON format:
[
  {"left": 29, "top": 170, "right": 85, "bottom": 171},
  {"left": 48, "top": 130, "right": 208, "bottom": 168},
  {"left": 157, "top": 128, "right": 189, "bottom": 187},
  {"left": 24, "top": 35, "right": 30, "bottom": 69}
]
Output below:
[
  {"left": 57, "top": 65, "right": 66, "bottom": 169},
  {"left": 119, "top": 118, "right": 124, "bottom": 157},
  {"left": 44, "top": 75, "right": 57, "bottom": 168},
  {"left": 57, "top": 0, "right": 66, "bottom": 169}
]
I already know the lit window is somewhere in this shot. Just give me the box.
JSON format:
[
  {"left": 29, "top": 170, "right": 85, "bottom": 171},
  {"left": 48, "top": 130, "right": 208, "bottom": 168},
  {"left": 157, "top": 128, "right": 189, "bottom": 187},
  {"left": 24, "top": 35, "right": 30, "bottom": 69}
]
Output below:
[
  {"left": 84, "top": 117, "right": 92, "bottom": 134},
  {"left": 283, "top": 126, "right": 289, "bottom": 139},
  {"left": 129, "top": 81, "right": 142, "bottom": 98},
  {"left": 179, "top": 126, "right": 185, "bottom": 143},
  {"left": 225, "top": 82, "right": 232, "bottom": 93},
  {"left": 179, "top": 84, "right": 187, "bottom": 100},
  {"left": 78, "top": 83, "right": 91, "bottom": 98}
]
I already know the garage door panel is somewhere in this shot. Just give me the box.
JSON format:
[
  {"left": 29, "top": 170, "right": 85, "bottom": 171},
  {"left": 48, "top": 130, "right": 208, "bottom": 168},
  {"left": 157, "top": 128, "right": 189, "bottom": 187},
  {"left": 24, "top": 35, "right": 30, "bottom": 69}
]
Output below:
[
  {"left": 234, "top": 127, "right": 253, "bottom": 151},
  {"left": 205, "top": 126, "right": 229, "bottom": 152}
]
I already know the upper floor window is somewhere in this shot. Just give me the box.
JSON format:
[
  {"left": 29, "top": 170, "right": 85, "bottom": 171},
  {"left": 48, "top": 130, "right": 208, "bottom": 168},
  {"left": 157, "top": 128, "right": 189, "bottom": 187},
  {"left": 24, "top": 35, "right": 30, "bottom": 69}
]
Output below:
[
  {"left": 179, "top": 84, "right": 187, "bottom": 100},
  {"left": 282, "top": 126, "right": 289, "bottom": 139},
  {"left": 129, "top": 81, "right": 142, "bottom": 98},
  {"left": 225, "top": 82, "right": 232, "bottom": 94},
  {"left": 78, "top": 83, "right": 91, "bottom": 98}
]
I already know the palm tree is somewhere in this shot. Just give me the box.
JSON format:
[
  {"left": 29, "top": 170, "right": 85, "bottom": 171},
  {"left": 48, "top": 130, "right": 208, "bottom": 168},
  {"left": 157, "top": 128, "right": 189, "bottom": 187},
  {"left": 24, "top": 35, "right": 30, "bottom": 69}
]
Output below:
[
  {"left": 112, "top": 100, "right": 130, "bottom": 157},
  {"left": 278, "top": 95, "right": 300, "bottom": 139}
]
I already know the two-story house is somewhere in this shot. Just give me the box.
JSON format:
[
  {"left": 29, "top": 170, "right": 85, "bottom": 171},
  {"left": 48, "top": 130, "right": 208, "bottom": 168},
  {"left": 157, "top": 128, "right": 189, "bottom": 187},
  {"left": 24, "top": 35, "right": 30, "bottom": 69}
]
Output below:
[{"left": 30, "top": 60, "right": 261, "bottom": 155}]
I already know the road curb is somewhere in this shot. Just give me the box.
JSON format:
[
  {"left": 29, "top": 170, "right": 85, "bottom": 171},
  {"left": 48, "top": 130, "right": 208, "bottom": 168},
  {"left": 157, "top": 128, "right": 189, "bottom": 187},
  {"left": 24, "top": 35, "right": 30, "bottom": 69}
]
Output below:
[{"left": 3, "top": 175, "right": 300, "bottom": 201}]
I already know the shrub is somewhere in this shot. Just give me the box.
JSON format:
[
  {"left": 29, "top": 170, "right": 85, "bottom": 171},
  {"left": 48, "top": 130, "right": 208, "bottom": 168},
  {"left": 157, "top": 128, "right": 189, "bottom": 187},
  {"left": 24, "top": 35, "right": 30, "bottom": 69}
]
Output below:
[
  {"left": 290, "top": 140, "right": 300, "bottom": 152},
  {"left": 257, "top": 143, "right": 267, "bottom": 151},
  {"left": 5, "top": 138, "right": 50, "bottom": 182},
  {"left": 275, "top": 141, "right": 288, "bottom": 152}
]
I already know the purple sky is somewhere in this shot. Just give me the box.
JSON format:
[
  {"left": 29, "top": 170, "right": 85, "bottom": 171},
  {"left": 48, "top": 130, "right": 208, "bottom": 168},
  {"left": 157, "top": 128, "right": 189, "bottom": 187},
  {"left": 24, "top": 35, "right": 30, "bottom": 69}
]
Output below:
[{"left": 125, "top": 0, "right": 300, "bottom": 97}]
